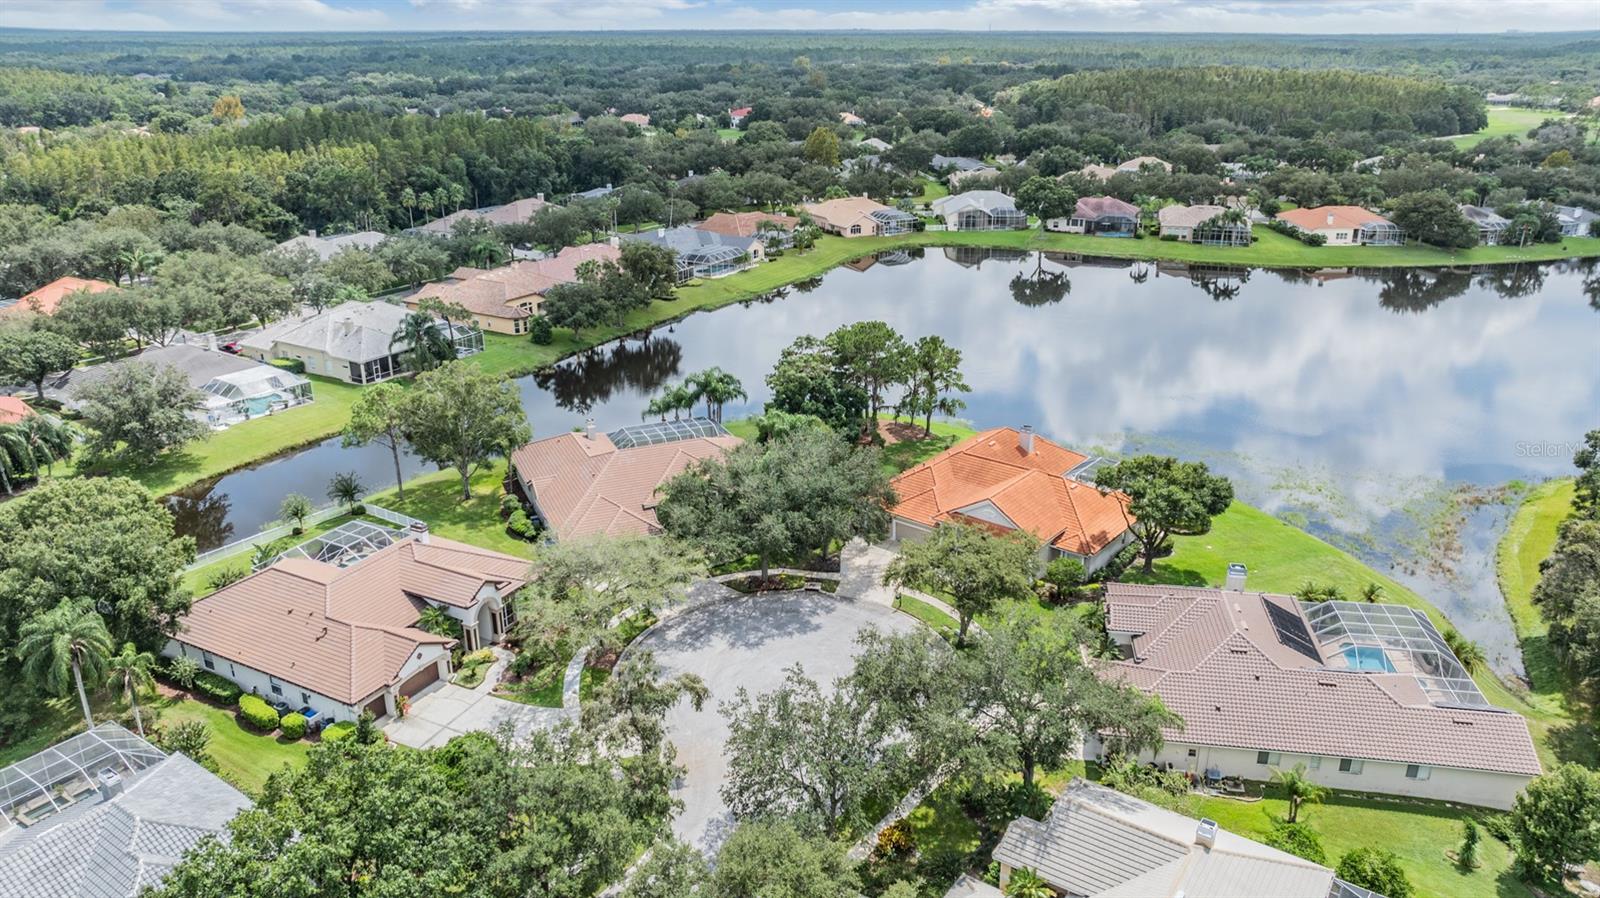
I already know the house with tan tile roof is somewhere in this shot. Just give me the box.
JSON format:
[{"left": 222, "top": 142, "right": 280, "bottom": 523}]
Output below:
[
  {"left": 1275, "top": 206, "right": 1404, "bottom": 246},
  {"left": 509, "top": 419, "right": 741, "bottom": 540},
  {"left": 403, "top": 242, "right": 621, "bottom": 335},
  {"left": 1095, "top": 581, "right": 1540, "bottom": 809},
  {"left": 801, "top": 196, "right": 916, "bottom": 238},
  {"left": 888, "top": 426, "right": 1135, "bottom": 574},
  {"left": 165, "top": 522, "right": 528, "bottom": 722},
  {"left": 1045, "top": 196, "right": 1140, "bottom": 237},
  {"left": 410, "top": 195, "right": 557, "bottom": 236},
  {"left": 695, "top": 211, "right": 801, "bottom": 245},
  {"left": 1, "top": 277, "right": 116, "bottom": 320}
]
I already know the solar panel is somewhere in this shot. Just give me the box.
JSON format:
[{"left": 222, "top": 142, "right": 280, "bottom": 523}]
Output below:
[
  {"left": 608, "top": 417, "right": 729, "bottom": 449},
  {"left": 1264, "top": 597, "right": 1323, "bottom": 663}
]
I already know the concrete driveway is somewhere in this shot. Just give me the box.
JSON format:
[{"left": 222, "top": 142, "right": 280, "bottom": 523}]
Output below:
[
  {"left": 383, "top": 682, "right": 570, "bottom": 749},
  {"left": 633, "top": 590, "right": 918, "bottom": 857}
]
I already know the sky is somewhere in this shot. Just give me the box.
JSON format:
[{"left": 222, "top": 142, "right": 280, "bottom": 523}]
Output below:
[{"left": 2, "top": 0, "right": 1597, "bottom": 34}]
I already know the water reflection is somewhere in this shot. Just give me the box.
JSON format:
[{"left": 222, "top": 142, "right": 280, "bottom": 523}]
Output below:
[
  {"left": 532, "top": 334, "right": 684, "bottom": 414},
  {"left": 164, "top": 490, "right": 235, "bottom": 553}
]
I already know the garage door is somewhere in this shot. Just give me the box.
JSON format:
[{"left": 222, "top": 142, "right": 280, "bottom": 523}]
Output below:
[
  {"left": 399, "top": 662, "right": 440, "bottom": 697},
  {"left": 364, "top": 695, "right": 387, "bottom": 719}
]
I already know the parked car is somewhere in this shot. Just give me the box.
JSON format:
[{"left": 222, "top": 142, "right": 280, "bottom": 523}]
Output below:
[{"left": 219, "top": 341, "right": 241, "bottom": 354}]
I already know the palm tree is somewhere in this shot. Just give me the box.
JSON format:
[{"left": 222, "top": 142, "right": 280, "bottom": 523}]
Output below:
[
  {"left": 117, "top": 247, "right": 161, "bottom": 284},
  {"left": 1005, "top": 868, "right": 1053, "bottom": 898},
  {"left": 328, "top": 471, "right": 366, "bottom": 512},
  {"left": 684, "top": 367, "right": 746, "bottom": 422},
  {"left": 391, "top": 312, "right": 453, "bottom": 373},
  {"left": 1358, "top": 582, "right": 1385, "bottom": 603},
  {"left": 642, "top": 382, "right": 696, "bottom": 422},
  {"left": 469, "top": 238, "right": 508, "bottom": 269},
  {"left": 0, "top": 424, "right": 32, "bottom": 495},
  {"left": 15, "top": 414, "right": 74, "bottom": 476},
  {"left": 106, "top": 642, "right": 156, "bottom": 737},
  {"left": 1270, "top": 763, "right": 1329, "bottom": 823},
  {"left": 400, "top": 187, "right": 417, "bottom": 228},
  {"left": 1443, "top": 627, "right": 1486, "bottom": 673},
  {"left": 18, "top": 601, "right": 114, "bottom": 731}
]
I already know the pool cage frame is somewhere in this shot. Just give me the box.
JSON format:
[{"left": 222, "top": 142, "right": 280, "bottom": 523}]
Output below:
[
  {"left": 1299, "top": 600, "right": 1487, "bottom": 708},
  {"left": 0, "top": 724, "right": 166, "bottom": 829}
]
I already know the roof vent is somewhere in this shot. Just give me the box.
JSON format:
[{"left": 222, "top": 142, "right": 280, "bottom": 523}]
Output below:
[
  {"left": 1316, "top": 679, "right": 1338, "bottom": 687},
  {"left": 1195, "top": 818, "right": 1219, "bottom": 850}
]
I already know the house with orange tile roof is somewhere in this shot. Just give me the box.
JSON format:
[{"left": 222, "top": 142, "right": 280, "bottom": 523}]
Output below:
[
  {"left": 1096, "top": 581, "right": 1540, "bottom": 810},
  {"left": 888, "top": 426, "right": 1135, "bottom": 574},
  {"left": 403, "top": 242, "right": 621, "bottom": 335},
  {"left": 0, "top": 397, "right": 34, "bottom": 425},
  {"left": 695, "top": 211, "right": 801, "bottom": 246},
  {"left": 1275, "top": 205, "right": 1404, "bottom": 246},
  {"left": 619, "top": 113, "right": 651, "bottom": 128},
  {"left": 165, "top": 521, "right": 527, "bottom": 722},
  {"left": 1, "top": 276, "right": 116, "bottom": 320},
  {"left": 509, "top": 419, "right": 741, "bottom": 540}
]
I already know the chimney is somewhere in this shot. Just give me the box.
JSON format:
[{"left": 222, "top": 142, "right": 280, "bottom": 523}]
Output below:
[
  {"left": 308, "top": 228, "right": 317, "bottom": 239},
  {"left": 1195, "top": 818, "right": 1219, "bottom": 850},
  {"left": 687, "top": 169, "right": 695, "bottom": 178},
  {"left": 341, "top": 318, "right": 353, "bottom": 335},
  {"left": 97, "top": 768, "right": 124, "bottom": 803},
  {"left": 585, "top": 418, "right": 597, "bottom": 440},
  {"left": 408, "top": 520, "right": 430, "bottom": 545},
  {"left": 1019, "top": 425, "right": 1035, "bottom": 455},
  {"left": 1325, "top": 212, "right": 1335, "bottom": 226},
  {"left": 1225, "top": 563, "right": 1248, "bottom": 591},
  {"left": 536, "top": 192, "right": 544, "bottom": 202}
]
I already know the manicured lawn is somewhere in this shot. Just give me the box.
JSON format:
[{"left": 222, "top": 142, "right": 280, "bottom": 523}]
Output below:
[
  {"left": 879, "top": 415, "right": 975, "bottom": 474},
  {"left": 893, "top": 594, "right": 959, "bottom": 641},
  {"left": 157, "top": 696, "right": 312, "bottom": 794},
  {"left": 1450, "top": 106, "right": 1568, "bottom": 149},
  {"left": 914, "top": 178, "right": 949, "bottom": 204},
  {"left": 499, "top": 663, "right": 564, "bottom": 708},
  {"left": 362, "top": 460, "right": 535, "bottom": 557},
  {"left": 1497, "top": 479, "right": 1575, "bottom": 701}
]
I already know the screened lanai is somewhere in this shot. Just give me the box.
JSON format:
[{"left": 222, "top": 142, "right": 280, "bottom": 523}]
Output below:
[
  {"left": 1300, "top": 600, "right": 1487, "bottom": 707},
  {"left": 268, "top": 519, "right": 405, "bottom": 570},
  {"left": 0, "top": 724, "right": 165, "bottom": 829}
]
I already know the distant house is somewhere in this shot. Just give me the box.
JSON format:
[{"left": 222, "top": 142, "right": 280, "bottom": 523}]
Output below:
[
  {"left": 1276, "top": 206, "right": 1404, "bottom": 246},
  {"left": 838, "top": 111, "right": 866, "bottom": 127},
  {"left": 930, "top": 190, "right": 1027, "bottom": 231},
  {"left": 0, "top": 276, "right": 116, "bottom": 320},
  {"left": 241, "top": 300, "right": 482, "bottom": 384},
  {"left": 962, "top": 779, "right": 1346, "bottom": 898},
  {"left": 40, "top": 343, "right": 312, "bottom": 429},
  {"left": 619, "top": 113, "right": 651, "bottom": 127},
  {"left": 695, "top": 211, "right": 801, "bottom": 246},
  {"left": 888, "top": 426, "right": 1135, "bottom": 574},
  {"left": 0, "top": 724, "right": 250, "bottom": 897},
  {"left": 0, "top": 396, "right": 34, "bottom": 425},
  {"left": 802, "top": 196, "right": 916, "bottom": 238},
  {"left": 1486, "top": 92, "right": 1526, "bottom": 105},
  {"left": 405, "top": 243, "right": 621, "bottom": 335},
  {"left": 277, "top": 229, "right": 386, "bottom": 261},
  {"left": 411, "top": 195, "right": 556, "bottom": 236},
  {"left": 623, "top": 226, "right": 762, "bottom": 282},
  {"left": 1157, "top": 204, "right": 1252, "bottom": 246},
  {"left": 727, "top": 106, "right": 752, "bottom": 126},
  {"left": 1100, "top": 580, "right": 1541, "bottom": 809},
  {"left": 929, "top": 154, "right": 999, "bottom": 188},
  {"left": 571, "top": 184, "right": 615, "bottom": 201},
  {"left": 1554, "top": 204, "right": 1598, "bottom": 237},
  {"left": 1045, "top": 196, "right": 1140, "bottom": 237},
  {"left": 1079, "top": 155, "right": 1173, "bottom": 180},
  {"left": 1460, "top": 204, "right": 1512, "bottom": 244},
  {"left": 168, "top": 522, "right": 528, "bottom": 721},
  {"left": 511, "top": 419, "right": 741, "bottom": 539},
  {"left": 859, "top": 137, "right": 892, "bottom": 152}
]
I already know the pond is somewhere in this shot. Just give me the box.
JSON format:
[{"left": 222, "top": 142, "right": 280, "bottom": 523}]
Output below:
[{"left": 167, "top": 249, "right": 1600, "bottom": 678}]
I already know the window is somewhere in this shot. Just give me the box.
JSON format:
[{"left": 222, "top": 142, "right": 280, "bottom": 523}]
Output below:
[
  {"left": 269, "top": 678, "right": 284, "bottom": 697},
  {"left": 1307, "top": 756, "right": 1321, "bottom": 770},
  {"left": 849, "top": 225, "right": 861, "bottom": 235},
  {"left": 1257, "top": 751, "right": 1281, "bottom": 766},
  {"left": 202, "top": 652, "right": 215, "bottom": 671},
  {"left": 301, "top": 692, "right": 311, "bottom": 705},
  {"left": 1187, "top": 748, "right": 1198, "bottom": 758},
  {"left": 1339, "top": 758, "right": 1364, "bottom": 775},
  {"left": 1405, "top": 764, "right": 1431, "bottom": 781}
]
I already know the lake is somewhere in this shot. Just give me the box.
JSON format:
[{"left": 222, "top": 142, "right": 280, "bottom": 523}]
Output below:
[{"left": 167, "top": 249, "right": 1600, "bottom": 678}]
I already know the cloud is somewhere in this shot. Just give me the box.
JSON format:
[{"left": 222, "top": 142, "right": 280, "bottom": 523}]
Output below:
[{"left": 4, "top": 0, "right": 390, "bottom": 31}]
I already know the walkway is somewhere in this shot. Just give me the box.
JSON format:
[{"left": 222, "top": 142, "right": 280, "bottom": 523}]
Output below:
[{"left": 840, "top": 537, "right": 962, "bottom": 621}]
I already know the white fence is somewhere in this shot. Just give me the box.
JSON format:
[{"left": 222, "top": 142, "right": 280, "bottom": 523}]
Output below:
[{"left": 186, "top": 497, "right": 422, "bottom": 571}]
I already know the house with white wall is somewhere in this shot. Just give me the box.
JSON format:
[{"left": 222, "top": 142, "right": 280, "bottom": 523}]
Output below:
[
  {"left": 1094, "top": 581, "right": 1541, "bottom": 810},
  {"left": 165, "top": 521, "right": 528, "bottom": 722}
]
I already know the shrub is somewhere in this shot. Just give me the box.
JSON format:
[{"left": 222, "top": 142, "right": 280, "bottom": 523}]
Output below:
[
  {"left": 1043, "top": 557, "right": 1086, "bottom": 597},
  {"left": 238, "top": 695, "right": 279, "bottom": 732},
  {"left": 165, "top": 655, "right": 201, "bottom": 689},
  {"left": 1480, "top": 812, "right": 1514, "bottom": 843},
  {"left": 354, "top": 709, "right": 381, "bottom": 744},
  {"left": 506, "top": 508, "right": 539, "bottom": 541},
  {"left": 464, "top": 648, "right": 496, "bottom": 666},
  {"left": 1091, "top": 544, "right": 1140, "bottom": 582},
  {"left": 278, "top": 711, "right": 308, "bottom": 740},
  {"left": 192, "top": 670, "right": 242, "bottom": 705},
  {"left": 321, "top": 720, "right": 357, "bottom": 743},
  {"left": 1265, "top": 821, "right": 1326, "bottom": 864},
  {"left": 206, "top": 565, "right": 248, "bottom": 592},
  {"left": 269, "top": 358, "right": 306, "bottom": 374},
  {"left": 1336, "top": 848, "right": 1413, "bottom": 898},
  {"left": 1458, "top": 819, "right": 1480, "bottom": 869},
  {"left": 499, "top": 493, "right": 521, "bottom": 520},
  {"left": 155, "top": 718, "right": 212, "bottom": 765},
  {"left": 528, "top": 315, "right": 554, "bottom": 345},
  {"left": 874, "top": 819, "right": 914, "bottom": 859}
]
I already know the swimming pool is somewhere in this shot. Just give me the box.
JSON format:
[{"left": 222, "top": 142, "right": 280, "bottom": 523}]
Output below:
[{"left": 1339, "top": 644, "right": 1396, "bottom": 672}]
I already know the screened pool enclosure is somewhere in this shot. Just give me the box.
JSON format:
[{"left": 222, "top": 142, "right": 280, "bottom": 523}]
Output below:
[
  {"left": 1300, "top": 600, "right": 1487, "bottom": 708},
  {"left": 0, "top": 725, "right": 165, "bottom": 830}
]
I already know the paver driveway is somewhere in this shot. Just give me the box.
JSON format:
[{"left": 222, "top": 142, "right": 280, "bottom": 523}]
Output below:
[
  {"left": 633, "top": 590, "right": 918, "bottom": 857},
  {"left": 383, "top": 683, "right": 570, "bottom": 749}
]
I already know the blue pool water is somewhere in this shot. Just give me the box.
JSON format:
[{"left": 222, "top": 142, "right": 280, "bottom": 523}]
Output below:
[
  {"left": 1340, "top": 644, "right": 1396, "bottom": 672},
  {"left": 242, "top": 395, "right": 282, "bottom": 416}
]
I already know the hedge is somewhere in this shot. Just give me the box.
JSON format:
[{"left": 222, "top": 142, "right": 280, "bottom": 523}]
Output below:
[
  {"left": 238, "top": 695, "right": 280, "bottom": 732},
  {"left": 269, "top": 358, "right": 306, "bottom": 374},
  {"left": 279, "top": 711, "right": 308, "bottom": 740},
  {"left": 193, "top": 670, "right": 243, "bottom": 706},
  {"left": 321, "top": 721, "right": 357, "bottom": 743}
]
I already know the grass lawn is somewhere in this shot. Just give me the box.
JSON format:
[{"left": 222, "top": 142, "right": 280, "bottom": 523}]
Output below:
[
  {"left": 362, "top": 459, "right": 535, "bottom": 557},
  {"left": 913, "top": 178, "right": 949, "bottom": 204},
  {"left": 893, "top": 594, "right": 959, "bottom": 641},
  {"left": 498, "top": 663, "right": 564, "bottom": 708},
  {"left": 156, "top": 696, "right": 312, "bottom": 794},
  {"left": 1450, "top": 107, "right": 1568, "bottom": 149}
]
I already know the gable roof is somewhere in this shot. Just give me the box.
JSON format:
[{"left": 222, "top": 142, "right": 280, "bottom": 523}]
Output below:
[
  {"left": 0, "top": 397, "right": 33, "bottom": 425},
  {"left": 1157, "top": 204, "right": 1231, "bottom": 228},
  {"left": 1073, "top": 196, "right": 1140, "bottom": 221},
  {"left": 994, "top": 779, "right": 1333, "bottom": 898},
  {"left": 240, "top": 300, "right": 410, "bottom": 364},
  {"left": 1276, "top": 205, "right": 1392, "bottom": 231},
  {"left": 802, "top": 196, "right": 913, "bottom": 231},
  {"left": 176, "top": 534, "right": 527, "bottom": 704},
  {"left": 695, "top": 211, "right": 800, "bottom": 239},
  {"left": 930, "top": 154, "right": 987, "bottom": 172},
  {"left": 1459, "top": 205, "right": 1510, "bottom": 228},
  {"left": 2, "top": 277, "right": 116, "bottom": 319},
  {"left": 408, "top": 243, "right": 620, "bottom": 321},
  {"left": 889, "top": 427, "right": 1132, "bottom": 557},
  {"left": 39, "top": 343, "right": 287, "bottom": 410},
  {"left": 624, "top": 226, "right": 760, "bottom": 256},
  {"left": 510, "top": 420, "right": 741, "bottom": 539},
  {"left": 1101, "top": 583, "right": 1541, "bottom": 776},
  {"left": 931, "top": 190, "right": 1021, "bottom": 216}
]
